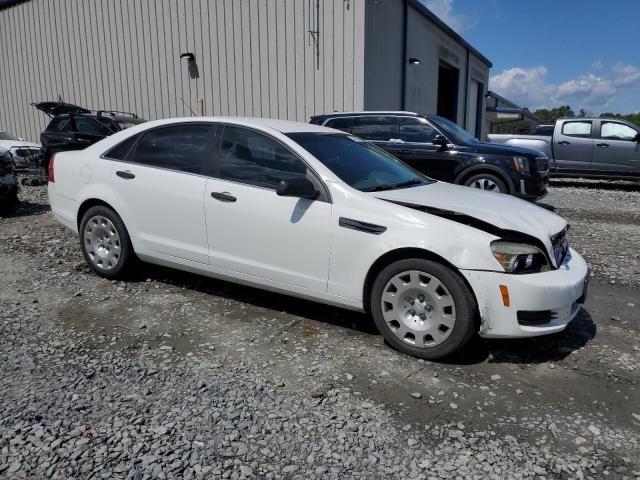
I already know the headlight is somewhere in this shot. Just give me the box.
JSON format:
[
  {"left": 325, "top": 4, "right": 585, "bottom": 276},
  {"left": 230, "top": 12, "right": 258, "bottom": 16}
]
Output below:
[
  {"left": 490, "top": 240, "right": 550, "bottom": 273},
  {"left": 512, "top": 156, "right": 529, "bottom": 174}
]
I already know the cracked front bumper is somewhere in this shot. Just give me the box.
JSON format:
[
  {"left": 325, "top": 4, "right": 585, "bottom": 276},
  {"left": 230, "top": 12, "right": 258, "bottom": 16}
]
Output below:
[{"left": 461, "top": 248, "right": 589, "bottom": 338}]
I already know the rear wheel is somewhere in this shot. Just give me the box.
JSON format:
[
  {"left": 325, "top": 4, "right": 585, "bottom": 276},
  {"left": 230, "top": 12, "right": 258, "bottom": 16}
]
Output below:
[
  {"left": 463, "top": 173, "right": 508, "bottom": 194},
  {"left": 0, "top": 187, "right": 18, "bottom": 215},
  {"left": 370, "top": 259, "right": 477, "bottom": 359},
  {"left": 79, "top": 206, "right": 134, "bottom": 279}
]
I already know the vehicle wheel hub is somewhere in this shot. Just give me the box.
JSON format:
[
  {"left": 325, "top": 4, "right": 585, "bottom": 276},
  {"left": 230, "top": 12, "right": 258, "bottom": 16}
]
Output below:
[
  {"left": 84, "top": 215, "right": 121, "bottom": 271},
  {"left": 380, "top": 270, "right": 456, "bottom": 348}
]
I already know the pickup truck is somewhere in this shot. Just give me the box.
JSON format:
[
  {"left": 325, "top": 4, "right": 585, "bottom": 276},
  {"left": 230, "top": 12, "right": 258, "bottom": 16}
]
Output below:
[{"left": 488, "top": 118, "right": 640, "bottom": 180}]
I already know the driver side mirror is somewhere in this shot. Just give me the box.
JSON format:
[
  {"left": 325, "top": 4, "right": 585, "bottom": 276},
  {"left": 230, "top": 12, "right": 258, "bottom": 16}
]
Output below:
[
  {"left": 276, "top": 177, "right": 319, "bottom": 200},
  {"left": 634, "top": 133, "right": 640, "bottom": 143},
  {"left": 432, "top": 135, "right": 448, "bottom": 149}
]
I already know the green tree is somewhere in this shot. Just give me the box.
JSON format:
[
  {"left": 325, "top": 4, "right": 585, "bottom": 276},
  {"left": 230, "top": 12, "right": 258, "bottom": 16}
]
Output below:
[{"left": 533, "top": 105, "right": 575, "bottom": 122}]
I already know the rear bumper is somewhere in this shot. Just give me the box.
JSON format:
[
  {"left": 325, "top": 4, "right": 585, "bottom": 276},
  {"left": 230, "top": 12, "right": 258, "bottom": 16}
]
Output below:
[{"left": 461, "top": 248, "right": 589, "bottom": 338}]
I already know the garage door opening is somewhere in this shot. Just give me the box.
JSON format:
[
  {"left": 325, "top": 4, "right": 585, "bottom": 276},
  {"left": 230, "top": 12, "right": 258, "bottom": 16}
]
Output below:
[{"left": 437, "top": 61, "right": 459, "bottom": 123}]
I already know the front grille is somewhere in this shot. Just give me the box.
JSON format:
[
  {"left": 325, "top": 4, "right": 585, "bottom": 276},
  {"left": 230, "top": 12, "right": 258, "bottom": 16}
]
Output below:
[
  {"left": 517, "top": 310, "right": 558, "bottom": 326},
  {"left": 535, "top": 156, "right": 549, "bottom": 172}
]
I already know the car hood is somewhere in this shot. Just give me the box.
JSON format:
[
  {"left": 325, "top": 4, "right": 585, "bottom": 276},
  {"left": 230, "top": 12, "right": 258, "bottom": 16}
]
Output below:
[
  {"left": 32, "top": 101, "right": 90, "bottom": 117},
  {"left": 0, "top": 140, "right": 41, "bottom": 153},
  {"left": 371, "top": 182, "right": 566, "bottom": 249},
  {"left": 460, "top": 141, "right": 545, "bottom": 158}
]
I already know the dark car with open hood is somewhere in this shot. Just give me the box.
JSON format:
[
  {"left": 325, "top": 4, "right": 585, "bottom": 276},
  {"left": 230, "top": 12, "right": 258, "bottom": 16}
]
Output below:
[
  {"left": 32, "top": 101, "right": 147, "bottom": 170},
  {"left": 310, "top": 111, "right": 549, "bottom": 201}
]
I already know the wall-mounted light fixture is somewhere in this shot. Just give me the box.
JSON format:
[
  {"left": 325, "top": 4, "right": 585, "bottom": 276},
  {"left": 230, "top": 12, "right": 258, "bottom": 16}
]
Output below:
[
  {"left": 408, "top": 57, "right": 420, "bottom": 65},
  {"left": 180, "top": 52, "right": 195, "bottom": 61}
]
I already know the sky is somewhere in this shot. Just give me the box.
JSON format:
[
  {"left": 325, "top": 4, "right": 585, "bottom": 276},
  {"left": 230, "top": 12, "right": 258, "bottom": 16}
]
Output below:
[{"left": 421, "top": 0, "right": 640, "bottom": 114}]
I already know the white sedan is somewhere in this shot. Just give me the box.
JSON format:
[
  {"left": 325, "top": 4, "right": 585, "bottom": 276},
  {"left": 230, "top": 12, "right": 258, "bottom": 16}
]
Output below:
[{"left": 47, "top": 117, "right": 589, "bottom": 359}]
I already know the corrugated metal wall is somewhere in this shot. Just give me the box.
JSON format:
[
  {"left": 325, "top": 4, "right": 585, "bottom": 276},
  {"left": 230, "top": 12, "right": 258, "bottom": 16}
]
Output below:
[
  {"left": 363, "top": 0, "right": 491, "bottom": 138},
  {"left": 0, "top": 0, "right": 366, "bottom": 142},
  {"left": 363, "top": 0, "right": 404, "bottom": 110}
]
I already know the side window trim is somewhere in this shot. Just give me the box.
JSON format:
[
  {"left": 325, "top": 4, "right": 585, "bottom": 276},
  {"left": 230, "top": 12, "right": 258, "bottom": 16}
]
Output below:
[
  {"left": 102, "top": 122, "right": 217, "bottom": 177},
  {"left": 397, "top": 116, "right": 445, "bottom": 144},
  {"left": 599, "top": 121, "right": 638, "bottom": 141},
  {"left": 561, "top": 120, "right": 593, "bottom": 138},
  {"left": 213, "top": 123, "right": 332, "bottom": 203}
]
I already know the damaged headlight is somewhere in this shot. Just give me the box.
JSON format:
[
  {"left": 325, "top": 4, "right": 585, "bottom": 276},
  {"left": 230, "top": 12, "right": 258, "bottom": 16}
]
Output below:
[{"left": 490, "top": 241, "right": 550, "bottom": 274}]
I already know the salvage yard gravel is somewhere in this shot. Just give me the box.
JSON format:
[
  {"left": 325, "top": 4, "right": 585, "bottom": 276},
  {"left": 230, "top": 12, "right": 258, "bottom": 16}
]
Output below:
[{"left": 1, "top": 183, "right": 639, "bottom": 479}]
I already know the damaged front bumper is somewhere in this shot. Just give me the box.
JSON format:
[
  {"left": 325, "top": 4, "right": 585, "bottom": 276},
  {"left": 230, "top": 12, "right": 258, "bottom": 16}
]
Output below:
[{"left": 461, "top": 248, "right": 589, "bottom": 338}]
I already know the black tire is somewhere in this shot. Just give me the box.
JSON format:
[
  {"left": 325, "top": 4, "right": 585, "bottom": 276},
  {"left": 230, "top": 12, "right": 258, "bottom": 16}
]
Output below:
[
  {"left": 0, "top": 187, "right": 18, "bottom": 215},
  {"left": 79, "top": 205, "right": 135, "bottom": 279},
  {"left": 462, "top": 173, "right": 508, "bottom": 194},
  {"left": 370, "top": 258, "right": 477, "bottom": 359}
]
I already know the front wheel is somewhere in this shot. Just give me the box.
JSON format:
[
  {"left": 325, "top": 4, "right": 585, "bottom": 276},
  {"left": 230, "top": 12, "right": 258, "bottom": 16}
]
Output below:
[
  {"left": 79, "top": 205, "right": 135, "bottom": 279},
  {"left": 463, "top": 173, "right": 508, "bottom": 193},
  {"left": 370, "top": 259, "right": 477, "bottom": 359}
]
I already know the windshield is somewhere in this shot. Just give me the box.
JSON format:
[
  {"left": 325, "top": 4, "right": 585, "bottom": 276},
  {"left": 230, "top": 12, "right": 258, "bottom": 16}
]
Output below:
[
  {"left": 428, "top": 115, "right": 479, "bottom": 144},
  {"left": 0, "top": 131, "right": 18, "bottom": 141},
  {"left": 287, "top": 133, "right": 430, "bottom": 192}
]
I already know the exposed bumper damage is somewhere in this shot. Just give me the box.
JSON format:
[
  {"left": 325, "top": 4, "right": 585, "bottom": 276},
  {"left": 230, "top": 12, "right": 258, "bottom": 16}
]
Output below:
[{"left": 462, "top": 248, "right": 588, "bottom": 338}]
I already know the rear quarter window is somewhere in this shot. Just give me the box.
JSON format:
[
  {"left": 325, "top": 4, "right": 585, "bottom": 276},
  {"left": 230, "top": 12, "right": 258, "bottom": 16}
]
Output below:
[
  {"left": 561, "top": 121, "right": 592, "bottom": 138},
  {"left": 103, "top": 134, "right": 140, "bottom": 160},
  {"left": 46, "top": 116, "right": 72, "bottom": 132}
]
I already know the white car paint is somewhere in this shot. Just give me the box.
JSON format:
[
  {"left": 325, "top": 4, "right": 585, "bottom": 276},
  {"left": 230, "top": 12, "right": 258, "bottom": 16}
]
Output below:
[
  {"left": 0, "top": 139, "right": 41, "bottom": 169},
  {"left": 48, "top": 117, "right": 588, "bottom": 339}
]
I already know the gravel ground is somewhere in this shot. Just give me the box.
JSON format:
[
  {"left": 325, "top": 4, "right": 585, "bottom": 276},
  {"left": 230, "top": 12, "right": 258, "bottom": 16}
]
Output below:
[{"left": 1, "top": 183, "right": 639, "bottom": 480}]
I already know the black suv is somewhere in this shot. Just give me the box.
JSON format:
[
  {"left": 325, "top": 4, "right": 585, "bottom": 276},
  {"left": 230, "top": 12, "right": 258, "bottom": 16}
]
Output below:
[
  {"left": 310, "top": 112, "right": 549, "bottom": 201},
  {"left": 33, "top": 101, "right": 146, "bottom": 167}
]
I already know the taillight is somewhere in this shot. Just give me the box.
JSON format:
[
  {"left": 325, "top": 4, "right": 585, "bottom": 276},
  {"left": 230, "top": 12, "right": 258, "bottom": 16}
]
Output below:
[{"left": 48, "top": 154, "right": 56, "bottom": 183}]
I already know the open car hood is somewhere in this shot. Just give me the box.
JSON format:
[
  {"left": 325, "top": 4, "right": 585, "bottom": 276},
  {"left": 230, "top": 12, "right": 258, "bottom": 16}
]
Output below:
[{"left": 31, "top": 101, "right": 90, "bottom": 117}]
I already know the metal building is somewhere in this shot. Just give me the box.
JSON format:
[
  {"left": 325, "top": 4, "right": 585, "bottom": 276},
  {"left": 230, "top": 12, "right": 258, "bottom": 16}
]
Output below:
[{"left": 0, "top": 0, "right": 491, "bottom": 142}]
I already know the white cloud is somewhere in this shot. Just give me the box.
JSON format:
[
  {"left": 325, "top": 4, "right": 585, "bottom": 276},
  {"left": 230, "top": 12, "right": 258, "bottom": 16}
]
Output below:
[
  {"left": 420, "top": 0, "right": 474, "bottom": 33},
  {"left": 489, "top": 63, "right": 640, "bottom": 113},
  {"left": 611, "top": 63, "right": 640, "bottom": 87}
]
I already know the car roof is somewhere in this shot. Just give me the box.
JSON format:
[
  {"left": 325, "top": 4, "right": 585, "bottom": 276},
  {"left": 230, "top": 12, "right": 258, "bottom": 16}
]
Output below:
[
  {"left": 313, "top": 111, "right": 419, "bottom": 119},
  {"left": 132, "top": 116, "right": 337, "bottom": 134}
]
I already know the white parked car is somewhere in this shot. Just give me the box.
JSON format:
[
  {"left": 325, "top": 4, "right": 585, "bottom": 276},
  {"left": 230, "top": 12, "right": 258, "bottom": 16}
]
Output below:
[
  {"left": 48, "top": 118, "right": 589, "bottom": 359},
  {"left": 0, "top": 130, "right": 41, "bottom": 169}
]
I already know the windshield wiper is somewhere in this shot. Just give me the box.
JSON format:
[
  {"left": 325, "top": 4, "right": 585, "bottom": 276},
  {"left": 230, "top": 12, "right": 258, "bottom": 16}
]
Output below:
[
  {"left": 392, "top": 178, "right": 423, "bottom": 189},
  {"left": 360, "top": 178, "right": 424, "bottom": 192}
]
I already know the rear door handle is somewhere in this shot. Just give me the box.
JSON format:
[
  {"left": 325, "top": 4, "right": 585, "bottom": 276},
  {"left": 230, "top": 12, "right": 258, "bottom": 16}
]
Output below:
[
  {"left": 557, "top": 140, "right": 571, "bottom": 145},
  {"left": 116, "top": 170, "right": 135, "bottom": 179},
  {"left": 596, "top": 143, "right": 609, "bottom": 148},
  {"left": 211, "top": 191, "right": 237, "bottom": 202}
]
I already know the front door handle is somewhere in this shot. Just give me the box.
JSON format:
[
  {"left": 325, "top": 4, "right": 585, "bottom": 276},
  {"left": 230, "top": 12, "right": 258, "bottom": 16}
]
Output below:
[
  {"left": 557, "top": 140, "right": 571, "bottom": 145},
  {"left": 211, "top": 191, "right": 237, "bottom": 202},
  {"left": 116, "top": 170, "right": 135, "bottom": 179},
  {"left": 596, "top": 143, "right": 609, "bottom": 148}
]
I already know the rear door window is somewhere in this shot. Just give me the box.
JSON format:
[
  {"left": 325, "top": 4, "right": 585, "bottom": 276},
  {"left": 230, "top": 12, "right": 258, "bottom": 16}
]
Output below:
[
  {"left": 351, "top": 116, "right": 398, "bottom": 141},
  {"left": 399, "top": 117, "right": 438, "bottom": 143},
  {"left": 324, "top": 117, "right": 353, "bottom": 133},
  {"left": 132, "top": 124, "right": 214, "bottom": 174},
  {"left": 219, "top": 125, "right": 307, "bottom": 189},
  {"left": 561, "top": 121, "right": 592, "bottom": 138}
]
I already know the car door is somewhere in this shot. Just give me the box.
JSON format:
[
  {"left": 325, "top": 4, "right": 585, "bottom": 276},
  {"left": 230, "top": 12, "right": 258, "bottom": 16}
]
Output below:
[
  {"left": 204, "top": 124, "right": 332, "bottom": 292},
  {"left": 388, "top": 117, "right": 455, "bottom": 181},
  {"left": 109, "top": 123, "right": 214, "bottom": 264},
  {"left": 593, "top": 120, "right": 640, "bottom": 174},
  {"left": 553, "top": 120, "right": 595, "bottom": 171}
]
